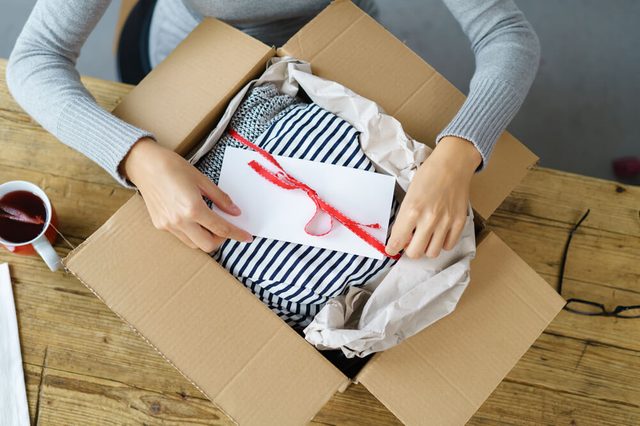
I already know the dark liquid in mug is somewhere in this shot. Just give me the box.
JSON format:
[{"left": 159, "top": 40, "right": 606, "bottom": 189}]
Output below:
[{"left": 0, "top": 190, "right": 47, "bottom": 243}]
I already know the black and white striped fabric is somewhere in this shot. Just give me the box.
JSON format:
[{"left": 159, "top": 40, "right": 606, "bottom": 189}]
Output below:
[{"left": 197, "top": 84, "right": 399, "bottom": 328}]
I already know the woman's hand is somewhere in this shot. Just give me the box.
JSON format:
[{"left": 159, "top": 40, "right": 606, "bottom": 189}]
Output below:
[
  {"left": 385, "top": 136, "right": 481, "bottom": 259},
  {"left": 121, "top": 138, "right": 253, "bottom": 252}
]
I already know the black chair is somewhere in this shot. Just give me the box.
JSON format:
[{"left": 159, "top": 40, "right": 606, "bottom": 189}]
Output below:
[{"left": 117, "top": 0, "right": 157, "bottom": 85}]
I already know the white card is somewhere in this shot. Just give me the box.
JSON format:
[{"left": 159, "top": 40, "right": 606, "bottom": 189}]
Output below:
[
  {"left": 212, "top": 147, "right": 396, "bottom": 259},
  {"left": 0, "top": 263, "right": 30, "bottom": 426}
]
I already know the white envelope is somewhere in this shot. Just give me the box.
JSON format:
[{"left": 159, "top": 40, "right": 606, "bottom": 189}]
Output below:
[{"left": 212, "top": 147, "right": 396, "bottom": 259}]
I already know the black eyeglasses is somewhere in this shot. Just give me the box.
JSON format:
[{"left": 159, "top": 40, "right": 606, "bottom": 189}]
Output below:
[{"left": 557, "top": 209, "right": 640, "bottom": 318}]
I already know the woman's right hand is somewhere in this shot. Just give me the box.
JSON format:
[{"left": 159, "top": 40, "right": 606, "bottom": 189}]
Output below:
[{"left": 121, "top": 138, "right": 253, "bottom": 252}]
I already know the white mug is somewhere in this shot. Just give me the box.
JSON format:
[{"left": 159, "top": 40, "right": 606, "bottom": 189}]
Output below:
[{"left": 0, "top": 181, "right": 62, "bottom": 271}]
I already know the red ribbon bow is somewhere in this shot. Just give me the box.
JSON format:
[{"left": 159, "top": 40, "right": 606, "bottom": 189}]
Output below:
[{"left": 228, "top": 129, "right": 399, "bottom": 260}]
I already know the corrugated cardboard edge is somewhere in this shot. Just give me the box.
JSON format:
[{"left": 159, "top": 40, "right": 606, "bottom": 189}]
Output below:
[
  {"left": 62, "top": 222, "right": 241, "bottom": 425},
  {"left": 63, "top": 195, "right": 350, "bottom": 426},
  {"left": 355, "top": 232, "right": 566, "bottom": 425},
  {"left": 176, "top": 46, "right": 276, "bottom": 156},
  {"left": 112, "top": 18, "right": 275, "bottom": 155}
]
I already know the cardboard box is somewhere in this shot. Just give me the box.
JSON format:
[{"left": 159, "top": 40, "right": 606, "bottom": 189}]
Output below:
[{"left": 64, "top": 2, "right": 566, "bottom": 424}]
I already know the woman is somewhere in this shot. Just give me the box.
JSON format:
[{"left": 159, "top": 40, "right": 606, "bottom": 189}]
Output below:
[{"left": 6, "top": 0, "right": 540, "bottom": 259}]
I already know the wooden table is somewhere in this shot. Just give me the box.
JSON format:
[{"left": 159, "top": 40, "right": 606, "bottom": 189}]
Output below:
[{"left": 1, "top": 59, "right": 639, "bottom": 425}]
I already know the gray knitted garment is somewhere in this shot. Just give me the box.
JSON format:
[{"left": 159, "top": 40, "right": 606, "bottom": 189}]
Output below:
[{"left": 196, "top": 84, "right": 304, "bottom": 188}]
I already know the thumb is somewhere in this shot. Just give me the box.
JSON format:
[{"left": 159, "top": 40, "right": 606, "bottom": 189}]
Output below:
[{"left": 196, "top": 172, "right": 241, "bottom": 216}]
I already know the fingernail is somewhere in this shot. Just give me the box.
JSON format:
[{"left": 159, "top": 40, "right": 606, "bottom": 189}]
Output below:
[
  {"left": 244, "top": 234, "right": 254, "bottom": 243},
  {"left": 385, "top": 240, "right": 399, "bottom": 255},
  {"left": 229, "top": 203, "right": 241, "bottom": 215}
]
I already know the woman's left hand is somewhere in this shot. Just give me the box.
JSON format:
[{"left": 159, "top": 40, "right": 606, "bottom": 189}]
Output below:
[{"left": 385, "top": 136, "right": 482, "bottom": 259}]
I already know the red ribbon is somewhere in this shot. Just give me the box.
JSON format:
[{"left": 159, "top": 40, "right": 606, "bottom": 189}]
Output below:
[{"left": 228, "top": 128, "right": 399, "bottom": 260}]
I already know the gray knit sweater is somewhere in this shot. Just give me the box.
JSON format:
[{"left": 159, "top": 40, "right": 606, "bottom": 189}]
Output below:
[{"left": 6, "top": 0, "right": 540, "bottom": 187}]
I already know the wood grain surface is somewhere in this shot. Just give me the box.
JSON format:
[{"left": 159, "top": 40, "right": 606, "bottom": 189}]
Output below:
[{"left": 1, "top": 60, "right": 638, "bottom": 425}]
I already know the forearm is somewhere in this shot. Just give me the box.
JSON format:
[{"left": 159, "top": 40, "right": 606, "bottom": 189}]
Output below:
[
  {"left": 6, "top": 0, "right": 153, "bottom": 187},
  {"left": 438, "top": 0, "right": 541, "bottom": 169}
]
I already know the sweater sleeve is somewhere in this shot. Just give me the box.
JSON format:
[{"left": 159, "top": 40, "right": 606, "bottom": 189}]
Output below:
[
  {"left": 6, "top": 0, "right": 154, "bottom": 187},
  {"left": 437, "top": 0, "right": 541, "bottom": 169}
]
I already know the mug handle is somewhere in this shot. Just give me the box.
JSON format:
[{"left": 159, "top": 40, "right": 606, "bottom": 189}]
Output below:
[{"left": 32, "top": 234, "right": 62, "bottom": 272}]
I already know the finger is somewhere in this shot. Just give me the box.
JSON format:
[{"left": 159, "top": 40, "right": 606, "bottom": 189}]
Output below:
[
  {"left": 425, "top": 224, "right": 449, "bottom": 258},
  {"left": 183, "top": 222, "right": 224, "bottom": 253},
  {"left": 206, "top": 234, "right": 226, "bottom": 251},
  {"left": 404, "top": 221, "right": 436, "bottom": 259},
  {"left": 443, "top": 219, "right": 466, "bottom": 251},
  {"left": 386, "top": 207, "right": 419, "bottom": 256},
  {"left": 196, "top": 207, "right": 253, "bottom": 243},
  {"left": 196, "top": 172, "right": 241, "bottom": 216},
  {"left": 193, "top": 231, "right": 225, "bottom": 251},
  {"left": 169, "top": 228, "right": 197, "bottom": 249}
]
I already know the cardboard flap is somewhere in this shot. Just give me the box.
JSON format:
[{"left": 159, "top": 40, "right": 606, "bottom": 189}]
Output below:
[
  {"left": 113, "top": 18, "right": 274, "bottom": 155},
  {"left": 356, "top": 232, "right": 565, "bottom": 425},
  {"left": 280, "top": 0, "right": 538, "bottom": 220},
  {"left": 64, "top": 196, "right": 348, "bottom": 426}
]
